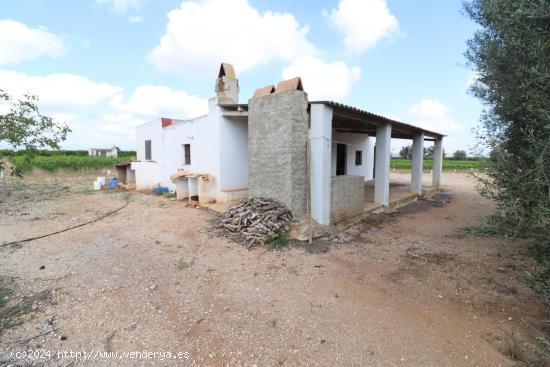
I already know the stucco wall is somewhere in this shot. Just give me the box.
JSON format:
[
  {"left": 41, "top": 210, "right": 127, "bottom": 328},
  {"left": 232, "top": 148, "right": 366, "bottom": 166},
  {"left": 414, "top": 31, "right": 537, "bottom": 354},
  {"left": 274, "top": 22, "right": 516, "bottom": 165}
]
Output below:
[
  {"left": 133, "top": 97, "right": 249, "bottom": 201},
  {"left": 331, "top": 131, "right": 371, "bottom": 180},
  {"left": 330, "top": 175, "right": 364, "bottom": 223},
  {"left": 248, "top": 90, "right": 309, "bottom": 216},
  {"left": 218, "top": 114, "right": 249, "bottom": 191}
]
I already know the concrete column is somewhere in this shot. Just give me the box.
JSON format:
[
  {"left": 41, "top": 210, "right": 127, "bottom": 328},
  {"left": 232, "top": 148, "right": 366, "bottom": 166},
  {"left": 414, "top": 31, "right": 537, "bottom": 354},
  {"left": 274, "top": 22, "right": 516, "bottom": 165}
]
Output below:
[
  {"left": 411, "top": 132, "right": 424, "bottom": 194},
  {"left": 309, "top": 104, "right": 333, "bottom": 225},
  {"left": 374, "top": 123, "right": 392, "bottom": 206},
  {"left": 365, "top": 136, "right": 375, "bottom": 180},
  {"left": 432, "top": 138, "right": 443, "bottom": 189}
]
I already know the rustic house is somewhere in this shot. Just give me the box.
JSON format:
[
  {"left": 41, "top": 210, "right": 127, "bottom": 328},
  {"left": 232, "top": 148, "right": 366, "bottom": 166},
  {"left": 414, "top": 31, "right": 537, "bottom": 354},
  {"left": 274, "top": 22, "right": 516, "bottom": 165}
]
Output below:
[{"left": 131, "top": 63, "right": 444, "bottom": 225}]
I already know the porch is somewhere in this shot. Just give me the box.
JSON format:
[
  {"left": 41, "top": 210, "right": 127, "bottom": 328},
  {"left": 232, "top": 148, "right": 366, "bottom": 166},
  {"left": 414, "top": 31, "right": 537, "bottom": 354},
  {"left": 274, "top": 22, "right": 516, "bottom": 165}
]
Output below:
[{"left": 309, "top": 101, "right": 444, "bottom": 225}]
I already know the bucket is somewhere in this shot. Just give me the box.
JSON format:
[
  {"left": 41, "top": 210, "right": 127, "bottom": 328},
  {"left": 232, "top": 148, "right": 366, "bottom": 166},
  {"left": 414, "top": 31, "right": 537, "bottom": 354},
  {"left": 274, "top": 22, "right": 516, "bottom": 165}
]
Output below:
[{"left": 108, "top": 178, "right": 118, "bottom": 188}]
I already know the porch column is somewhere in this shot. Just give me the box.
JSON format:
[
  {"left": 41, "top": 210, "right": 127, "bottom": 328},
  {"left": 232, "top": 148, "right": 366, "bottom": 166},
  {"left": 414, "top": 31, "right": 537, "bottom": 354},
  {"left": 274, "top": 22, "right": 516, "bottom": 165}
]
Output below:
[
  {"left": 411, "top": 132, "right": 424, "bottom": 195},
  {"left": 309, "top": 104, "right": 333, "bottom": 225},
  {"left": 374, "top": 123, "right": 392, "bottom": 206},
  {"left": 432, "top": 138, "right": 444, "bottom": 189}
]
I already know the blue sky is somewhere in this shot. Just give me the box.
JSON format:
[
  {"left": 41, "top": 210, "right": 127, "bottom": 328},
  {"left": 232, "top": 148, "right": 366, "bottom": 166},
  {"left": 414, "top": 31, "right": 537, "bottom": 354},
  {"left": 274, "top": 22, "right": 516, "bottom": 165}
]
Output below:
[{"left": 0, "top": 0, "right": 481, "bottom": 154}]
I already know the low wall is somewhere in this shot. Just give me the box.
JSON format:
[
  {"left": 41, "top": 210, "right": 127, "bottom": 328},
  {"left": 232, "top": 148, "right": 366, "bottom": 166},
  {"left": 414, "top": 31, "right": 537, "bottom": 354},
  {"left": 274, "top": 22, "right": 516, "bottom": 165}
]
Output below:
[
  {"left": 131, "top": 161, "right": 161, "bottom": 191},
  {"left": 330, "top": 175, "right": 364, "bottom": 223}
]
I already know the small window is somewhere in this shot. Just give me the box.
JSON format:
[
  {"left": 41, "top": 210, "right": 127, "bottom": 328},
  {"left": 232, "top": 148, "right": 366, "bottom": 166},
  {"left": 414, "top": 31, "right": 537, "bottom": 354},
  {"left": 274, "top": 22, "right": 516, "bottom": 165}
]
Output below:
[
  {"left": 145, "top": 140, "right": 152, "bottom": 160},
  {"left": 355, "top": 150, "right": 362, "bottom": 165},
  {"left": 184, "top": 144, "right": 191, "bottom": 165}
]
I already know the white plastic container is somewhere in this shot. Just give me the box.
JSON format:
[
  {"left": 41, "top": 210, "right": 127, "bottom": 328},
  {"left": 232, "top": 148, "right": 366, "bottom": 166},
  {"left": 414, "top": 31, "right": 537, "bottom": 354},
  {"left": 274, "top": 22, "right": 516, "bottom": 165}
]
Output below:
[
  {"left": 97, "top": 176, "right": 105, "bottom": 187},
  {"left": 93, "top": 180, "right": 101, "bottom": 191}
]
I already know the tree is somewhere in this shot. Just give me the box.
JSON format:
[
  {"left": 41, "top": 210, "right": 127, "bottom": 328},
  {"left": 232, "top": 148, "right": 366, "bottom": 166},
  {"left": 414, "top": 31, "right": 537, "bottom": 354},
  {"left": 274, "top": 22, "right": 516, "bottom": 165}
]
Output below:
[
  {"left": 399, "top": 145, "right": 412, "bottom": 159},
  {"left": 0, "top": 90, "right": 70, "bottom": 176},
  {"left": 464, "top": 0, "right": 550, "bottom": 232},
  {"left": 452, "top": 150, "right": 467, "bottom": 160}
]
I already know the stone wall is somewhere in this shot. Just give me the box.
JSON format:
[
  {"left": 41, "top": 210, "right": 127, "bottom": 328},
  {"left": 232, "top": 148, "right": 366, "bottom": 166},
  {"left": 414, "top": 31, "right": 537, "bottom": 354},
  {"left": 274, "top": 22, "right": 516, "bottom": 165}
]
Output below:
[
  {"left": 248, "top": 90, "right": 309, "bottom": 216},
  {"left": 330, "top": 175, "right": 364, "bottom": 223}
]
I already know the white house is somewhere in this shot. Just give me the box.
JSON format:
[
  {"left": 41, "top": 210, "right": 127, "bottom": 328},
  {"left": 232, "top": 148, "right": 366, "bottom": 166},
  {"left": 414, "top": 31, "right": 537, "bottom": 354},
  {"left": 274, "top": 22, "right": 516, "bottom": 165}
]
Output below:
[
  {"left": 132, "top": 63, "right": 444, "bottom": 225},
  {"left": 88, "top": 146, "right": 120, "bottom": 157}
]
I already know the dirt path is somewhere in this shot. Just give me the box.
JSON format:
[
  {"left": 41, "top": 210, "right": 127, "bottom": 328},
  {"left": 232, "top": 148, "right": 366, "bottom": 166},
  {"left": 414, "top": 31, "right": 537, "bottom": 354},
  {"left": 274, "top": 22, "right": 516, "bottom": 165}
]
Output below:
[{"left": 0, "top": 172, "right": 548, "bottom": 366}]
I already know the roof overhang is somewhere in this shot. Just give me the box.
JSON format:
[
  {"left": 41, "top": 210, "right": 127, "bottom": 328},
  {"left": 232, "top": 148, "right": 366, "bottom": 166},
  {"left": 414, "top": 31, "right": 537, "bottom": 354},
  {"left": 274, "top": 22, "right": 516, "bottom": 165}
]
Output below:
[{"left": 310, "top": 101, "right": 444, "bottom": 140}]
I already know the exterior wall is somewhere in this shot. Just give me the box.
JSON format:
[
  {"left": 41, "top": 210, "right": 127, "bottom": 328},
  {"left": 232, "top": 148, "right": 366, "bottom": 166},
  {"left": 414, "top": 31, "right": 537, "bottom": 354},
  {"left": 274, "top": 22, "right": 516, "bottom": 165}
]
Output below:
[
  {"left": 136, "top": 120, "right": 162, "bottom": 162},
  {"left": 131, "top": 161, "right": 162, "bottom": 190},
  {"left": 248, "top": 90, "right": 309, "bottom": 216},
  {"left": 330, "top": 175, "right": 365, "bottom": 223},
  {"left": 159, "top": 101, "right": 220, "bottom": 192},
  {"left": 218, "top": 115, "right": 249, "bottom": 191},
  {"left": 132, "top": 97, "right": 249, "bottom": 202},
  {"left": 331, "top": 131, "right": 371, "bottom": 180}
]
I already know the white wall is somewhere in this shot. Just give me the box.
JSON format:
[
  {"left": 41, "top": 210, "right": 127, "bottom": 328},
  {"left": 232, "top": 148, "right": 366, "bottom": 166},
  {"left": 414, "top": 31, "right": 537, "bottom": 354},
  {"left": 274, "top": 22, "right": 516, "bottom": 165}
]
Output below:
[
  {"left": 136, "top": 119, "right": 162, "bottom": 162},
  {"left": 159, "top": 99, "right": 221, "bottom": 191},
  {"left": 331, "top": 131, "right": 370, "bottom": 180},
  {"left": 218, "top": 113, "right": 249, "bottom": 191},
  {"left": 132, "top": 97, "right": 249, "bottom": 198}
]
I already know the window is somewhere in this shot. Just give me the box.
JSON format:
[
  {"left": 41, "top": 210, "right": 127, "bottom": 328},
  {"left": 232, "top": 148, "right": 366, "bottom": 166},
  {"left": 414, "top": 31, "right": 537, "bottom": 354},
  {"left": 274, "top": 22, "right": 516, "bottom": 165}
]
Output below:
[
  {"left": 184, "top": 144, "right": 191, "bottom": 165},
  {"left": 355, "top": 150, "right": 362, "bottom": 165},
  {"left": 145, "top": 140, "right": 152, "bottom": 160}
]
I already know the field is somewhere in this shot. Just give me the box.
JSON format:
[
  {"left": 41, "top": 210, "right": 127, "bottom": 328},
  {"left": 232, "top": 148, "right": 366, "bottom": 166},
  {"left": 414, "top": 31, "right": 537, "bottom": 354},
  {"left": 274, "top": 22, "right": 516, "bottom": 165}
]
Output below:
[
  {"left": 4, "top": 152, "right": 481, "bottom": 174},
  {"left": 391, "top": 159, "right": 482, "bottom": 170},
  {"left": 5, "top": 151, "right": 135, "bottom": 172},
  {"left": 0, "top": 170, "right": 548, "bottom": 366}
]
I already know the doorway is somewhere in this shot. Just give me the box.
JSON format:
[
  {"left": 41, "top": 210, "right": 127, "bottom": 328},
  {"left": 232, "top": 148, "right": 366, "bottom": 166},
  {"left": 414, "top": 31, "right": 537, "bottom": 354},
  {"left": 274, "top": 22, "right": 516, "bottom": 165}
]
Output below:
[{"left": 336, "top": 143, "right": 347, "bottom": 176}]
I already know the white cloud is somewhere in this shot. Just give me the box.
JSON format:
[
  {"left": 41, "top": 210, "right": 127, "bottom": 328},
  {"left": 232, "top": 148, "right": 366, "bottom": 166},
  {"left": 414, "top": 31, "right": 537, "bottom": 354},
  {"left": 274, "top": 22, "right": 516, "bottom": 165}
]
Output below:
[
  {"left": 328, "top": 0, "right": 400, "bottom": 52},
  {"left": 0, "top": 70, "right": 121, "bottom": 110},
  {"left": 148, "top": 0, "right": 316, "bottom": 77},
  {"left": 0, "top": 70, "right": 207, "bottom": 149},
  {"left": 111, "top": 85, "right": 208, "bottom": 119},
  {"left": 282, "top": 57, "right": 360, "bottom": 101},
  {"left": 0, "top": 20, "right": 65, "bottom": 65},
  {"left": 96, "top": 0, "right": 147, "bottom": 13},
  {"left": 407, "top": 99, "right": 461, "bottom": 134},
  {"left": 128, "top": 15, "right": 143, "bottom": 23}
]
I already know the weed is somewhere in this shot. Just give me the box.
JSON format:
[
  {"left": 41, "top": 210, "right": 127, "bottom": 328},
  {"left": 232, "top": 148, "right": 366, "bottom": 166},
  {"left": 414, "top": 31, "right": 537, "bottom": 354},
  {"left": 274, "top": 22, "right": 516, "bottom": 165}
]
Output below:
[
  {"left": 163, "top": 192, "right": 176, "bottom": 199},
  {"left": 268, "top": 232, "right": 289, "bottom": 250}
]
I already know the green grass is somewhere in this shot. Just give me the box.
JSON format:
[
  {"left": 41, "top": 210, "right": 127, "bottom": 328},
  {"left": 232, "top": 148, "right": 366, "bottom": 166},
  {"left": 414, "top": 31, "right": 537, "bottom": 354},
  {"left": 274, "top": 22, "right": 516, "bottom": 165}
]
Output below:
[
  {"left": 8, "top": 154, "right": 135, "bottom": 172},
  {"left": 268, "top": 232, "right": 290, "bottom": 250},
  {"left": 390, "top": 159, "right": 482, "bottom": 170}
]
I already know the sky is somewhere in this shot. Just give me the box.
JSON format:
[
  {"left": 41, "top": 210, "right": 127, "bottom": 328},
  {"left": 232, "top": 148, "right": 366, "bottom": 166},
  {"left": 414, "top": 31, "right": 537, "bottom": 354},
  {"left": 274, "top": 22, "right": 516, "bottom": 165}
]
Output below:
[{"left": 0, "top": 0, "right": 482, "bottom": 155}]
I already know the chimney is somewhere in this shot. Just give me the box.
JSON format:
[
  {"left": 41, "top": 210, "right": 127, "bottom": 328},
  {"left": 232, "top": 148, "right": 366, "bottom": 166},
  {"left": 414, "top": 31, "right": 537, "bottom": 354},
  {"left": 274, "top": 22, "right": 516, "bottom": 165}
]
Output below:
[{"left": 215, "top": 63, "right": 239, "bottom": 104}]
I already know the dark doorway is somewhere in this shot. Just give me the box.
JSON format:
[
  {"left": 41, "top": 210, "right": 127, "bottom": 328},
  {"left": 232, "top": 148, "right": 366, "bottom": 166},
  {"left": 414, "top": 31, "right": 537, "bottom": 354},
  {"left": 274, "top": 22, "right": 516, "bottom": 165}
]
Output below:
[{"left": 336, "top": 143, "right": 347, "bottom": 176}]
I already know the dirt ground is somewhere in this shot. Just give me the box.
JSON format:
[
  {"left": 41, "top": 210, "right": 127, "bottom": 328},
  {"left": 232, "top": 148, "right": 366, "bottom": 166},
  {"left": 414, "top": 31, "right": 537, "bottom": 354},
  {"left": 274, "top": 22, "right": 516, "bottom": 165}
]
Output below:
[{"left": 0, "top": 171, "right": 548, "bottom": 366}]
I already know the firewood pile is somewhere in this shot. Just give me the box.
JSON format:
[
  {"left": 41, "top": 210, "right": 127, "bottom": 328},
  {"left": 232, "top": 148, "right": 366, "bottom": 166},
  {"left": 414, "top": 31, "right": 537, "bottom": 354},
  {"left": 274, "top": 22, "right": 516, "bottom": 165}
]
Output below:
[{"left": 218, "top": 197, "right": 293, "bottom": 247}]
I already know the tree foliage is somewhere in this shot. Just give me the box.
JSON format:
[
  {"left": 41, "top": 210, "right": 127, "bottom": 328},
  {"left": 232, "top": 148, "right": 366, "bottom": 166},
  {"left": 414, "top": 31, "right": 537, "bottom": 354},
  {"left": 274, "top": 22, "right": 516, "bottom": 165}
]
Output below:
[
  {"left": 452, "top": 150, "right": 467, "bottom": 160},
  {"left": 464, "top": 0, "right": 550, "bottom": 231},
  {"left": 0, "top": 90, "right": 70, "bottom": 175}
]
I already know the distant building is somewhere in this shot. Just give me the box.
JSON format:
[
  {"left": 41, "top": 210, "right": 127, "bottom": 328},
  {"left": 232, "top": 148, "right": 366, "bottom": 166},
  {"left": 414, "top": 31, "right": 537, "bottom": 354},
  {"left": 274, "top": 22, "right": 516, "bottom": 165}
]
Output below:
[{"left": 88, "top": 146, "right": 120, "bottom": 157}]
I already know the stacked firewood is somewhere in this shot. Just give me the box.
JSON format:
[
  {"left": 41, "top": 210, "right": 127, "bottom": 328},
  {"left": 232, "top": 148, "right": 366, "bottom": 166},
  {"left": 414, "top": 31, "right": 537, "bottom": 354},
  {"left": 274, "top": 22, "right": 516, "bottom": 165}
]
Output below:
[{"left": 219, "top": 197, "right": 293, "bottom": 247}]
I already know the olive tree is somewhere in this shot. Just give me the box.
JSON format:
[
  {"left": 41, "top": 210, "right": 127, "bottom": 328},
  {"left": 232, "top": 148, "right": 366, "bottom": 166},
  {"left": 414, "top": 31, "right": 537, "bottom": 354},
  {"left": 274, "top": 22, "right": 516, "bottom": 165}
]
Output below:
[
  {"left": 0, "top": 89, "right": 70, "bottom": 176},
  {"left": 464, "top": 0, "right": 550, "bottom": 232}
]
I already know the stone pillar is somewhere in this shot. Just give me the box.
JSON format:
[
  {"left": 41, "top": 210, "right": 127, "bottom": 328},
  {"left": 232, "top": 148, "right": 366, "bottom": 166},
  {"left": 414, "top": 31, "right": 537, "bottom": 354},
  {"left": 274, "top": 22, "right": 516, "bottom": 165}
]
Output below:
[
  {"left": 375, "top": 123, "right": 392, "bottom": 206},
  {"left": 432, "top": 138, "right": 444, "bottom": 189},
  {"left": 309, "top": 104, "right": 333, "bottom": 225},
  {"left": 248, "top": 90, "right": 309, "bottom": 216},
  {"left": 411, "top": 132, "right": 424, "bottom": 195}
]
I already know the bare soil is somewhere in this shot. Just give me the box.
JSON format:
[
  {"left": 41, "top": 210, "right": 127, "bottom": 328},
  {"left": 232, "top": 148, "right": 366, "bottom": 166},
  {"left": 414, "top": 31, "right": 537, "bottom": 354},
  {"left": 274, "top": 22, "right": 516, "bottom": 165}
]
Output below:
[{"left": 0, "top": 171, "right": 548, "bottom": 366}]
